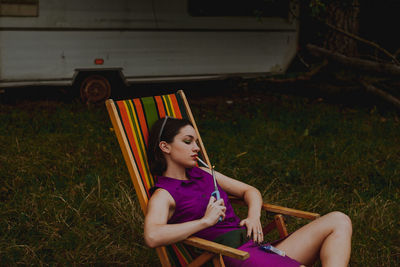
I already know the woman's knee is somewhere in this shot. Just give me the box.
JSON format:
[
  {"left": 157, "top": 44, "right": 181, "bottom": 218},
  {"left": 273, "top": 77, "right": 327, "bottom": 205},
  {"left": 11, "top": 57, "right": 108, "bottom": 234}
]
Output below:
[{"left": 326, "top": 211, "right": 352, "bottom": 234}]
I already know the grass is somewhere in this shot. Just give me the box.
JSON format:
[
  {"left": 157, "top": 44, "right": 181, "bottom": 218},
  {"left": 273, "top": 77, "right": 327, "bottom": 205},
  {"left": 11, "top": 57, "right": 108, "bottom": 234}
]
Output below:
[{"left": 0, "top": 88, "right": 399, "bottom": 266}]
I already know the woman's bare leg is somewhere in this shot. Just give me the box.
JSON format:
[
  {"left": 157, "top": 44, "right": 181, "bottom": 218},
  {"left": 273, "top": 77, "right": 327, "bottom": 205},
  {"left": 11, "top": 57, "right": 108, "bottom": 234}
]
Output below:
[{"left": 275, "top": 211, "right": 352, "bottom": 267}]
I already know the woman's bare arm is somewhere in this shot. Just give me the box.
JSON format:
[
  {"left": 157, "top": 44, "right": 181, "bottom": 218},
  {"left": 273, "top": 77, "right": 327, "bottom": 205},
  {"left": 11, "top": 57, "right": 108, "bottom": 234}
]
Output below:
[{"left": 144, "top": 188, "right": 226, "bottom": 248}]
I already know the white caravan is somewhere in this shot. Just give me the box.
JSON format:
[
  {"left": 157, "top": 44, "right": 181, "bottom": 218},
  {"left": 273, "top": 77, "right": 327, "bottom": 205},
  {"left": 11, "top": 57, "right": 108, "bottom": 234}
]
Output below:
[{"left": 0, "top": 0, "right": 299, "bottom": 102}]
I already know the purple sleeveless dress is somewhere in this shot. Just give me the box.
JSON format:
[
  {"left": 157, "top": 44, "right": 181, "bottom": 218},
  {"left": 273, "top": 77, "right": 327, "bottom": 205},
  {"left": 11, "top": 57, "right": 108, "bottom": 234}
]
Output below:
[{"left": 153, "top": 167, "right": 301, "bottom": 266}]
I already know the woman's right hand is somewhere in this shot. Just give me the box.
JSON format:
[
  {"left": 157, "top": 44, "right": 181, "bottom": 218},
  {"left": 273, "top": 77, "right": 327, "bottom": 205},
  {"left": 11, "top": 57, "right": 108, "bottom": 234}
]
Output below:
[{"left": 202, "top": 196, "right": 226, "bottom": 226}]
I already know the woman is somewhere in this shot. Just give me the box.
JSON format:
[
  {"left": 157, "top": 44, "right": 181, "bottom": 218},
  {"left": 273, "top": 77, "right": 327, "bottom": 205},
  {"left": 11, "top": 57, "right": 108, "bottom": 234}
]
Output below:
[{"left": 144, "top": 117, "right": 352, "bottom": 267}]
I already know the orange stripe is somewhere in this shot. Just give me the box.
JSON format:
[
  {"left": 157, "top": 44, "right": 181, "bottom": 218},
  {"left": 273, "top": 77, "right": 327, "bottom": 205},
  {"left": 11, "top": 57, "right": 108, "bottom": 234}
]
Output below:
[
  {"left": 169, "top": 94, "right": 183, "bottom": 119},
  {"left": 162, "top": 95, "right": 174, "bottom": 117},
  {"left": 133, "top": 99, "right": 150, "bottom": 146},
  {"left": 126, "top": 100, "right": 151, "bottom": 194},
  {"left": 119, "top": 101, "right": 150, "bottom": 195},
  {"left": 154, "top": 95, "right": 166, "bottom": 118}
]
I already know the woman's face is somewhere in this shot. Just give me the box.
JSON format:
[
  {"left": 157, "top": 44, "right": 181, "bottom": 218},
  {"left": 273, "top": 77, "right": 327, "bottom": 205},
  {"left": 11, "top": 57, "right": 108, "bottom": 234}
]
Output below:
[{"left": 165, "top": 125, "right": 200, "bottom": 168}]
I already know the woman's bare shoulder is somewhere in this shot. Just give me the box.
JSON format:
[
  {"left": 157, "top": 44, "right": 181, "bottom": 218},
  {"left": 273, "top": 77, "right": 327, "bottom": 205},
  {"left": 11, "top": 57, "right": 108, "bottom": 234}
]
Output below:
[
  {"left": 149, "top": 187, "right": 175, "bottom": 206},
  {"left": 146, "top": 188, "right": 176, "bottom": 222}
]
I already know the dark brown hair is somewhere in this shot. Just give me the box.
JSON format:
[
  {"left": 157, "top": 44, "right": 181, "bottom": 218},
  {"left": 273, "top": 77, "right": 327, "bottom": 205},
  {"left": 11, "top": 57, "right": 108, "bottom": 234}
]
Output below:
[{"left": 147, "top": 117, "right": 193, "bottom": 176}]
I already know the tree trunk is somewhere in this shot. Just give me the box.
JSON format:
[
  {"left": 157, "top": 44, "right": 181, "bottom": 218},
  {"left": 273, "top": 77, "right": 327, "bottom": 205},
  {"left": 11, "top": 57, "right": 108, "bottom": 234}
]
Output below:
[
  {"left": 323, "top": 0, "right": 360, "bottom": 56},
  {"left": 307, "top": 44, "right": 400, "bottom": 76}
]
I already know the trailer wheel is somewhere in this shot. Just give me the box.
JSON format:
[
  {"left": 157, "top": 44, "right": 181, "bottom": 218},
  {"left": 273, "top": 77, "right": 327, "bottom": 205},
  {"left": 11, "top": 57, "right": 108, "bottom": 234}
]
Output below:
[{"left": 80, "top": 75, "right": 111, "bottom": 104}]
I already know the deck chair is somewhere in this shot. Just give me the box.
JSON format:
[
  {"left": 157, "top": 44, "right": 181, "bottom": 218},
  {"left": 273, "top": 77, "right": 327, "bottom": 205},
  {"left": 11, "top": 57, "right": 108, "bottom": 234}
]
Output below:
[{"left": 106, "top": 90, "right": 320, "bottom": 266}]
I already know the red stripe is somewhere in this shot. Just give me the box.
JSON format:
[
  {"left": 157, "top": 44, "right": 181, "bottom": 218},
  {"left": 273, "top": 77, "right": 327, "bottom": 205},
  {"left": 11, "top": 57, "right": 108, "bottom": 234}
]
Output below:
[
  {"left": 172, "top": 245, "right": 188, "bottom": 266},
  {"left": 169, "top": 94, "right": 183, "bottom": 119},
  {"left": 133, "top": 99, "right": 150, "bottom": 146},
  {"left": 154, "top": 95, "right": 166, "bottom": 118},
  {"left": 117, "top": 101, "right": 148, "bottom": 191}
]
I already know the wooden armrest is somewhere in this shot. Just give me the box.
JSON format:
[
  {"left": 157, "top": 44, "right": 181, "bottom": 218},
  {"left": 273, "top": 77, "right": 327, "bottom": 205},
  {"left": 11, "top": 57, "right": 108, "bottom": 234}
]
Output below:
[
  {"left": 261, "top": 203, "right": 320, "bottom": 220},
  {"left": 183, "top": 236, "right": 249, "bottom": 260},
  {"left": 228, "top": 196, "right": 320, "bottom": 220}
]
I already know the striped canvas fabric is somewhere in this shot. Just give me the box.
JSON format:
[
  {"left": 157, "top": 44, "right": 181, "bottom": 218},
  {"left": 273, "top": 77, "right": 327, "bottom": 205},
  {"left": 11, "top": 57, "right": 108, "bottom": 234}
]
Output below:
[{"left": 113, "top": 92, "right": 199, "bottom": 266}]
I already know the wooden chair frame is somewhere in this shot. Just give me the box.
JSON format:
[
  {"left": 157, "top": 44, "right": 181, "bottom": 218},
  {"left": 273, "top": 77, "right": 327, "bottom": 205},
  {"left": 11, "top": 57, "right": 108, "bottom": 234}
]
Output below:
[{"left": 106, "top": 90, "right": 320, "bottom": 266}]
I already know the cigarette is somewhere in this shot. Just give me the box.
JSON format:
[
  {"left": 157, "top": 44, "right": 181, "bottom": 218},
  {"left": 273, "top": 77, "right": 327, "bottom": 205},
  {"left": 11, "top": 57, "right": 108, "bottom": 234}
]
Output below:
[{"left": 196, "top": 157, "right": 210, "bottom": 168}]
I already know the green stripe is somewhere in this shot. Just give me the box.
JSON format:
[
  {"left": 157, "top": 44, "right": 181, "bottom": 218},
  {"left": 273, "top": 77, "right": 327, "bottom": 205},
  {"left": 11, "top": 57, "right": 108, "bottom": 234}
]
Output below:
[
  {"left": 116, "top": 100, "right": 152, "bottom": 192},
  {"left": 175, "top": 92, "right": 189, "bottom": 120},
  {"left": 124, "top": 100, "right": 150, "bottom": 189},
  {"left": 130, "top": 99, "right": 155, "bottom": 191},
  {"left": 115, "top": 101, "right": 139, "bottom": 179},
  {"left": 163, "top": 95, "right": 174, "bottom": 117},
  {"left": 166, "top": 245, "right": 181, "bottom": 266},
  {"left": 141, "top": 96, "right": 160, "bottom": 131},
  {"left": 140, "top": 97, "right": 162, "bottom": 189},
  {"left": 176, "top": 243, "right": 192, "bottom": 264}
]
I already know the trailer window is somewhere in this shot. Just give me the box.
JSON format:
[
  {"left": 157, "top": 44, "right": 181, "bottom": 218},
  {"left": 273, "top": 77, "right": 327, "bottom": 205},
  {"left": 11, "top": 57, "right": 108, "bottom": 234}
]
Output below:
[
  {"left": 188, "top": 0, "right": 289, "bottom": 18},
  {"left": 0, "top": 0, "right": 38, "bottom": 17}
]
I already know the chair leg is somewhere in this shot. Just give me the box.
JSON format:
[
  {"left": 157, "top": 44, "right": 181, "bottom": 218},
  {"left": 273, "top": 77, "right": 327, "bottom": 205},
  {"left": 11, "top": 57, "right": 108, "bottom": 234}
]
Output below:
[
  {"left": 156, "top": 247, "right": 172, "bottom": 267},
  {"left": 274, "top": 214, "right": 289, "bottom": 238},
  {"left": 211, "top": 254, "right": 226, "bottom": 267},
  {"left": 262, "top": 219, "right": 277, "bottom": 234}
]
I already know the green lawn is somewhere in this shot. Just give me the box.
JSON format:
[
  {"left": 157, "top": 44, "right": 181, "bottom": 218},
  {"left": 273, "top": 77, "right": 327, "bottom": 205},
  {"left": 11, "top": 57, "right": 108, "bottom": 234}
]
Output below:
[{"left": 0, "top": 89, "right": 399, "bottom": 266}]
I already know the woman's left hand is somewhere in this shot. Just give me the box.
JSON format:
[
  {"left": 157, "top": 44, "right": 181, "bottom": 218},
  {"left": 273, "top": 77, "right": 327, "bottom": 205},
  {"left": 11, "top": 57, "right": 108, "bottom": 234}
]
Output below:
[{"left": 239, "top": 216, "right": 263, "bottom": 244}]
